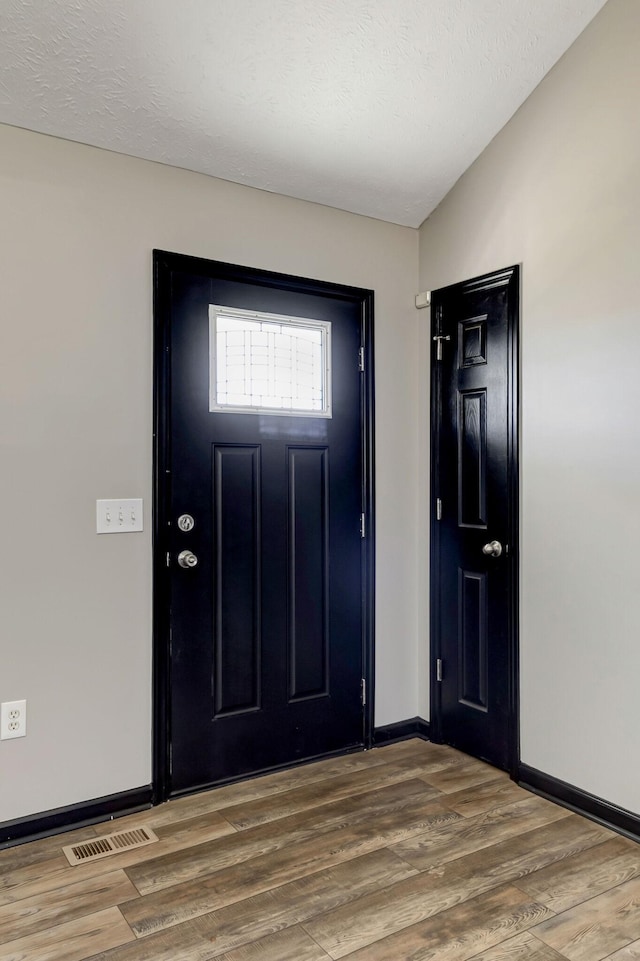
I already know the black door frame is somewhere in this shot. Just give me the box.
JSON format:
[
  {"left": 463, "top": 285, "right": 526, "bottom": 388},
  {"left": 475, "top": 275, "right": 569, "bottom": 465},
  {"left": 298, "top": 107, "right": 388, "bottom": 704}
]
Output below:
[
  {"left": 152, "top": 250, "right": 376, "bottom": 803},
  {"left": 429, "top": 265, "right": 520, "bottom": 778}
]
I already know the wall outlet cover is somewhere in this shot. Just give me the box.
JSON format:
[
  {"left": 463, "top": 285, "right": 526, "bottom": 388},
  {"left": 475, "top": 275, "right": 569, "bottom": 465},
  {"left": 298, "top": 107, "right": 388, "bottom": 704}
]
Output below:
[{"left": 1, "top": 699, "right": 27, "bottom": 739}]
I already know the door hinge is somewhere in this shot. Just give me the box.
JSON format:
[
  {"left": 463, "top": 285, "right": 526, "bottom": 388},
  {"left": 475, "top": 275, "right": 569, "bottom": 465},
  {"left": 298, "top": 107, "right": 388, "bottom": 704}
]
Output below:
[
  {"left": 361, "top": 678, "right": 366, "bottom": 706},
  {"left": 436, "top": 498, "right": 442, "bottom": 521},
  {"left": 358, "top": 346, "right": 365, "bottom": 372},
  {"left": 360, "top": 512, "right": 366, "bottom": 538},
  {"left": 436, "top": 658, "right": 443, "bottom": 682},
  {"left": 432, "top": 334, "right": 450, "bottom": 361}
]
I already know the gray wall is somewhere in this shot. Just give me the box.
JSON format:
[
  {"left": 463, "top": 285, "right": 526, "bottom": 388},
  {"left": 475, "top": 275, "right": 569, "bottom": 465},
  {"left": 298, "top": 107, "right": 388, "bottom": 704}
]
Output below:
[
  {"left": 0, "top": 128, "right": 419, "bottom": 821},
  {"left": 419, "top": 0, "right": 640, "bottom": 813},
  {"left": 2, "top": 0, "right": 638, "bottom": 827}
]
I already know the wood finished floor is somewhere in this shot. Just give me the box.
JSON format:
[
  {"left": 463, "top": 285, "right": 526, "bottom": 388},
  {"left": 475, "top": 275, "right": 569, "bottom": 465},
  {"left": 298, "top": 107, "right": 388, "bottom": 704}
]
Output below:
[{"left": 0, "top": 739, "right": 638, "bottom": 961}]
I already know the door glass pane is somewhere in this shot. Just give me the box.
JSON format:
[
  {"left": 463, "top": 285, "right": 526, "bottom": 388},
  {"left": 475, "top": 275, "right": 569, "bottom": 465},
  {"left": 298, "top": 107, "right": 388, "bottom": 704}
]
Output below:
[{"left": 209, "top": 306, "right": 332, "bottom": 417}]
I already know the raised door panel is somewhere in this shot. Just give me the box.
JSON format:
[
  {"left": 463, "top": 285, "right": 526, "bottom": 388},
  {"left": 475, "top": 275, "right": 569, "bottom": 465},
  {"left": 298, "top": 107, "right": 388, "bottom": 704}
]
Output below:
[
  {"left": 457, "top": 569, "right": 488, "bottom": 712},
  {"left": 457, "top": 389, "right": 488, "bottom": 529},
  {"left": 213, "top": 445, "right": 261, "bottom": 717},
  {"left": 288, "top": 447, "right": 329, "bottom": 701}
]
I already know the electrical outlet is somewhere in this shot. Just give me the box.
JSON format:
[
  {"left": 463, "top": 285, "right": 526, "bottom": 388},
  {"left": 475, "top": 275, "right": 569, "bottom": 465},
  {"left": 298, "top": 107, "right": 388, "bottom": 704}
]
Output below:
[{"left": 1, "top": 700, "right": 27, "bottom": 740}]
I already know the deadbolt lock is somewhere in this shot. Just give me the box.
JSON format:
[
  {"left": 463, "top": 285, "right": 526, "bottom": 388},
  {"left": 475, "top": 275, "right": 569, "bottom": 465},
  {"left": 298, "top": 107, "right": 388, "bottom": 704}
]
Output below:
[{"left": 177, "top": 514, "right": 195, "bottom": 532}]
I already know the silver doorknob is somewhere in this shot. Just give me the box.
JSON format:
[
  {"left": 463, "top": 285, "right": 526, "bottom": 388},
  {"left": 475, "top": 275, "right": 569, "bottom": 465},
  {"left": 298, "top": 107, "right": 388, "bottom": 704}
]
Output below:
[
  {"left": 177, "top": 550, "right": 198, "bottom": 569},
  {"left": 482, "top": 540, "right": 503, "bottom": 557}
]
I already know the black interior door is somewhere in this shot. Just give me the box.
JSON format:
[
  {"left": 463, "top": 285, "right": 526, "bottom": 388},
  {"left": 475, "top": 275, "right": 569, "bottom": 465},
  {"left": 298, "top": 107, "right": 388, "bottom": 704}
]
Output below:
[
  {"left": 431, "top": 266, "right": 519, "bottom": 772},
  {"left": 154, "top": 252, "right": 373, "bottom": 796}
]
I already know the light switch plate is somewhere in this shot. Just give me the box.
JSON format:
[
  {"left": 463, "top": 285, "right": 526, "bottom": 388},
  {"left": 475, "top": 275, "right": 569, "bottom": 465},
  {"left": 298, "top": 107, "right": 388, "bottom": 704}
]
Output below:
[{"left": 97, "top": 499, "right": 143, "bottom": 533}]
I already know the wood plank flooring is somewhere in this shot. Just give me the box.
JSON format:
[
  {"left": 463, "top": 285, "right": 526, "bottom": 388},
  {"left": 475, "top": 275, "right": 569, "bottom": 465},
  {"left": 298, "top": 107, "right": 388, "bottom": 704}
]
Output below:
[{"left": 0, "top": 739, "right": 637, "bottom": 961}]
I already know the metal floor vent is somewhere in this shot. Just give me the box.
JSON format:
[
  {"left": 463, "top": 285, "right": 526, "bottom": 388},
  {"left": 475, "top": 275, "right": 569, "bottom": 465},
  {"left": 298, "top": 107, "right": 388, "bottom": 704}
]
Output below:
[{"left": 63, "top": 825, "right": 158, "bottom": 866}]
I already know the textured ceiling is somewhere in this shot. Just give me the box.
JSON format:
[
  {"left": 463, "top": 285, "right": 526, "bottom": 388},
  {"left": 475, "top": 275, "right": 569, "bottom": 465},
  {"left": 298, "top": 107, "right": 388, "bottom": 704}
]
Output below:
[{"left": 0, "top": 0, "right": 607, "bottom": 227}]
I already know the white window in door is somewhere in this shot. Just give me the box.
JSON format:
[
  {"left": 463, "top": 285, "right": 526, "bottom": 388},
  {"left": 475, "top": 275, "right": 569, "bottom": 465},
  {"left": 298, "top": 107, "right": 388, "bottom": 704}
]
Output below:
[{"left": 209, "top": 305, "right": 332, "bottom": 417}]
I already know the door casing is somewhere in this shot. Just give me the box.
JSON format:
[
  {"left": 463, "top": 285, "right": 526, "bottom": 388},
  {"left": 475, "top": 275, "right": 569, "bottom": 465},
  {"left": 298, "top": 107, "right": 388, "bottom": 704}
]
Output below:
[
  {"left": 429, "top": 265, "right": 520, "bottom": 777},
  {"left": 152, "top": 250, "right": 376, "bottom": 803}
]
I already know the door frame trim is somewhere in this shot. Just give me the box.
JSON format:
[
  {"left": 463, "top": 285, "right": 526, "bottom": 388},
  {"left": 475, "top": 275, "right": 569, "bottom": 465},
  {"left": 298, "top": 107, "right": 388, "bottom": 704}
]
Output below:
[
  {"left": 429, "top": 264, "right": 520, "bottom": 777},
  {"left": 152, "top": 250, "right": 376, "bottom": 803}
]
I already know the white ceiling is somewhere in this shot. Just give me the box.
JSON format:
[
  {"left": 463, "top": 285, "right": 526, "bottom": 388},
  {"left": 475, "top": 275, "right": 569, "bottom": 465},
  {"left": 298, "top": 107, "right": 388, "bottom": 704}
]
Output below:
[{"left": 0, "top": 0, "right": 607, "bottom": 227}]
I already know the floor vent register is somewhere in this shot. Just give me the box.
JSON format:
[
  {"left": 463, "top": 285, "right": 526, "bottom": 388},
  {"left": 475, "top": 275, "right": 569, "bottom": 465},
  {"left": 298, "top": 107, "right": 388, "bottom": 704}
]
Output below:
[{"left": 62, "top": 825, "right": 158, "bottom": 865}]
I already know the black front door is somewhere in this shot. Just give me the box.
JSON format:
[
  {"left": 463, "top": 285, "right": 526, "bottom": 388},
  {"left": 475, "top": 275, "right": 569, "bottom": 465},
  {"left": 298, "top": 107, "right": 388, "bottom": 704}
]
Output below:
[
  {"left": 154, "top": 252, "right": 373, "bottom": 796},
  {"left": 431, "top": 266, "right": 519, "bottom": 772}
]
